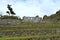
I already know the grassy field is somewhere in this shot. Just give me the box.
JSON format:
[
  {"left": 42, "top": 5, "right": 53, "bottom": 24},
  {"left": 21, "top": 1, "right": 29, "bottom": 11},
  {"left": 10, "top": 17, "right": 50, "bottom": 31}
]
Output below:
[
  {"left": 0, "top": 34, "right": 60, "bottom": 40},
  {"left": 0, "top": 22, "right": 60, "bottom": 40}
]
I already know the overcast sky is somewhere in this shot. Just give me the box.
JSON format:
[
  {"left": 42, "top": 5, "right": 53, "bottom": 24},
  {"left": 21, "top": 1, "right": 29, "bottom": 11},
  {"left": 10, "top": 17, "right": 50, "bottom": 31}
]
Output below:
[{"left": 0, "top": 0, "right": 60, "bottom": 18}]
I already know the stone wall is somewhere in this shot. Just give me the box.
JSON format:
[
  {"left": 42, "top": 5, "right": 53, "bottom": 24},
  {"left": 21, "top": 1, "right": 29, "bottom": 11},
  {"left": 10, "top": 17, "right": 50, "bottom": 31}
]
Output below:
[
  {"left": 0, "top": 19, "right": 21, "bottom": 25},
  {"left": 22, "top": 16, "right": 42, "bottom": 23}
]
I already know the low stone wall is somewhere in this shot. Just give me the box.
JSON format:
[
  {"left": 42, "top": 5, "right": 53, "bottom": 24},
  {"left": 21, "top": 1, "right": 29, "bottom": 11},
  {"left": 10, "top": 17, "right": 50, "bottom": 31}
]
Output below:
[
  {"left": 0, "top": 30, "right": 60, "bottom": 37},
  {"left": 0, "top": 19, "right": 21, "bottom": 25}
]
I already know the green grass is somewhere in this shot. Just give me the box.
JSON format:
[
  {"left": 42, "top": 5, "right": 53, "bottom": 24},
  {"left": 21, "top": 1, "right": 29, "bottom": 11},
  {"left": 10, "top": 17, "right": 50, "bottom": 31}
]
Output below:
[
  {"left": 0, "top": 34, "right": 60, "bottom": 40},
  {"left": 0, "top": 21, "right": 60, "bottom": 28},
  {"left": 0, "top": 27, "right": 60, "bottom": 32},
  {"left": 0, "top": 22, "right": 60, "bottom": 32},
  {"left": 0, "top": 22, "right": 60, "bottom": 40}
]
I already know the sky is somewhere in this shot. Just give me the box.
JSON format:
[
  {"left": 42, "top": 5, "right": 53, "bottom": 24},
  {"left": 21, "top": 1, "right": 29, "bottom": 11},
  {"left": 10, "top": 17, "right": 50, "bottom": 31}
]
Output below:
[{"left": 0, "top": 0, "right": 60, "bottom": 18}]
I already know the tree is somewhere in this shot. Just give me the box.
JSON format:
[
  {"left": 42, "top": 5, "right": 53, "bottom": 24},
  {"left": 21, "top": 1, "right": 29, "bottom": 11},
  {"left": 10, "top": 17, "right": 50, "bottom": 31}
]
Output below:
[
  {"left": 35, "top": 15, "right": 39, "bottom": 17},
  {"left": 56, "top": 10, "right": 60, "bottom": 14},
  {"left": 10, "top": 10, "right": 15, "bottom": 15},
  {"left": 6, "top": 11, "right": 10, "bottom": 16},
  {"left": 6, "top": 4, "right": 16, "bottom": 16},
  {"left": 43, "top": 15, "right": 47, "bottom": 20}
]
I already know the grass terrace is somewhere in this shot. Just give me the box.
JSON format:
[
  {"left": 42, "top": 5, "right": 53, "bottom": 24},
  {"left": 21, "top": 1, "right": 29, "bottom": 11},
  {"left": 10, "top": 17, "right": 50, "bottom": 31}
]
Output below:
[{"left": 0, "top": 21, "right": 60, "bottom": 40}]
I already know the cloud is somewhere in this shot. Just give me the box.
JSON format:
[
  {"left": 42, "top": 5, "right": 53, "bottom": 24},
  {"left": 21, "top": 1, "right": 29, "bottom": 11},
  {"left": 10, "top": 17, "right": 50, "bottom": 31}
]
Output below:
[
  {"left": 40, "top": 0, "right": 60, "bottom": 15},
  {"left": 0, "top": 0, "right": 60, "bottom": 18}
]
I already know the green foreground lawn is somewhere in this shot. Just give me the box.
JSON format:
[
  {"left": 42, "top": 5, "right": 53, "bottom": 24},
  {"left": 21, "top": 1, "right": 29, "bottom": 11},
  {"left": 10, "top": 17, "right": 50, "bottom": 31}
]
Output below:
[{"left": 0, "top": 34, "right": 60, "bottom": 40}]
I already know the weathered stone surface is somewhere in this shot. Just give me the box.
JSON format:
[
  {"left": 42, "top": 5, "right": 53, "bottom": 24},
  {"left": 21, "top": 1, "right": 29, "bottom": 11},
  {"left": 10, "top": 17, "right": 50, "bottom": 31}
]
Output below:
[
  {"left": 0, "top": 19, "right": 21, "bottom": 25},
  {"left": 22, "top": 16, "right": 42, "bottom": 23}
]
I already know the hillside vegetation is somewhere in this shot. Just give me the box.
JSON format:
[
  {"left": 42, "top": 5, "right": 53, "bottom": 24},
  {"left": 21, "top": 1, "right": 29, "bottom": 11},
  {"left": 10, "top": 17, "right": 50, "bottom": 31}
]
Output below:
[
  {"left": 43, "top": 10, "right": 60, "bottom": 21},
  {"left": 0, "top": 22, "right": 60, "bottom": 40}
]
